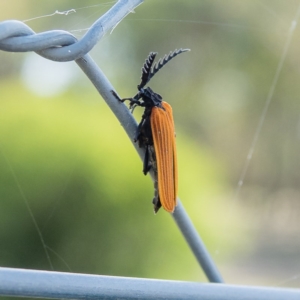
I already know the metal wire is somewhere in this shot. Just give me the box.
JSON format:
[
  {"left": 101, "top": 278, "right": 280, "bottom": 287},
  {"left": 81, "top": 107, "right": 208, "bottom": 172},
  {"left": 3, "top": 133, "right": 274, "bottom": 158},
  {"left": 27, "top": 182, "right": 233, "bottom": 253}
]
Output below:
[
  {"left": 0, "top": 267, "right": 299, "bottom": 300},
  {"left": 0, "top": 0, "right": 225, "bottom": 289},
  {"left": 0, "top": 0, "right": 144, "bottom": 61}
]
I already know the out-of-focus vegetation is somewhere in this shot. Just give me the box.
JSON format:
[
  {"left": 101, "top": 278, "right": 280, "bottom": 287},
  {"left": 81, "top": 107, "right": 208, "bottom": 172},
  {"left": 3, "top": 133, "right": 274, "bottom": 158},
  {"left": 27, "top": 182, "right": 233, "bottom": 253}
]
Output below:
[
  {"left": 0, "top": 80, "right": 237, "bottom": 282},
  {"left": 1, "top": 0, "right": 300, "bottom": 288}
]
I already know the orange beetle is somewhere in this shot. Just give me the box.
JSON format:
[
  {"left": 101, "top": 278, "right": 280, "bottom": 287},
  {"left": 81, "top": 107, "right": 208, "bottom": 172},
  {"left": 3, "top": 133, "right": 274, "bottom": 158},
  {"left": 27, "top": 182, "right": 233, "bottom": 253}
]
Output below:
[{"left": 118, "top": 49, "right": 189, "bottom": 213}]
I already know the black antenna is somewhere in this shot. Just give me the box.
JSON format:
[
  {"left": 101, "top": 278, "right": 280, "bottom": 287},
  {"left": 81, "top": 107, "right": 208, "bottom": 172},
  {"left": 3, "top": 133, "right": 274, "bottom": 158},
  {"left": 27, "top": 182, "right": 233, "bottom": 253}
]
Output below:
[
  {"left": 138, "top": 48, "right": 190, "bottom": 90},
  {"left": 138, "top": 52, "right": 157, "bottom": 90}
]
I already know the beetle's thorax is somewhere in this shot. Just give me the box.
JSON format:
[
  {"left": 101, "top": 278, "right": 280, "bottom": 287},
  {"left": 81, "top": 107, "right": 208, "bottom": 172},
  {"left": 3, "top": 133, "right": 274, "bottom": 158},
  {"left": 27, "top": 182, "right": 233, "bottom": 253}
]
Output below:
[{"left": 138, "top": 87, "right": 163, "bottom": 108}]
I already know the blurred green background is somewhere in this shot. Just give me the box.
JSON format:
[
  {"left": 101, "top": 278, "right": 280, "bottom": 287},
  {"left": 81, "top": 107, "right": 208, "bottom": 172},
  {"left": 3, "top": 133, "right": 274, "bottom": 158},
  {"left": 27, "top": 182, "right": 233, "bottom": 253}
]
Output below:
[{"left": 1, "top": 0, "right": 300, "bottom": 289}]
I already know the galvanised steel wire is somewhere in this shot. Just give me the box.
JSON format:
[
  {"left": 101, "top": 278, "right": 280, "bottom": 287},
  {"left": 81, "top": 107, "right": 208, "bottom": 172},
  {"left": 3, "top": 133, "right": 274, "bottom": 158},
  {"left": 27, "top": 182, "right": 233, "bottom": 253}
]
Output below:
[
  {"left": 1, "top": 267, "right": 300, "bottom": 300},
  {"left": 0, "top": 0, "right": 143, "bottom": 61}
]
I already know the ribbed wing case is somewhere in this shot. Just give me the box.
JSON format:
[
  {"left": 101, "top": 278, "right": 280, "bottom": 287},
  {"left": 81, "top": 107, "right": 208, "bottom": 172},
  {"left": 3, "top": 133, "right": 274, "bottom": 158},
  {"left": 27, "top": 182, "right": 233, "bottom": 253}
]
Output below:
[{"left": 150, "top": 101, "right": 178, "bottom": 212}]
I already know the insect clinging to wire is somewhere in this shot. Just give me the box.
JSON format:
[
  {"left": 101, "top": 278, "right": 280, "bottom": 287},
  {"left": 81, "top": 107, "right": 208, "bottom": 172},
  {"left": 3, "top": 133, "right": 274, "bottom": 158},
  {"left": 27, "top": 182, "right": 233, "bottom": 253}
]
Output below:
[{"left": 112, "top": 48, "right": 189, "bottom": 213}]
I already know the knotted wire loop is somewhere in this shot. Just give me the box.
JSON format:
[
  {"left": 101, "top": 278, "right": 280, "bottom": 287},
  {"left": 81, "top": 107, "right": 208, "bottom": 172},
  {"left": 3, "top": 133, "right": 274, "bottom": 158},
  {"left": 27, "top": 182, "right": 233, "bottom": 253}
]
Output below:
[{"left": 0, "top": 0, "right": 144, "bottom": 62}]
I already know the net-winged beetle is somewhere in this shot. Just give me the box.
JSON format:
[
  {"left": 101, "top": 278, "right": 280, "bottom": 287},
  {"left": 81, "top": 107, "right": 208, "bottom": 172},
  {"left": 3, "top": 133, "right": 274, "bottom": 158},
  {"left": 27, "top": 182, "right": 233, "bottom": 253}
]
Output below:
[{"left": 112, "top": 48, "right": 189, "bottom": 213}]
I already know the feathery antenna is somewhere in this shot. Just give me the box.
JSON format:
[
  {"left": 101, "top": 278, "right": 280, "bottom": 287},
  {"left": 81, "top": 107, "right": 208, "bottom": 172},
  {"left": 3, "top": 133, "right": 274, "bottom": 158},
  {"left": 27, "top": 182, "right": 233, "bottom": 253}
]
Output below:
[
  {"left": 138, "top": 48, "right": 190, "bottom": 89},
  {"left": 138, "top": 52, "right": 157, "bottom": 90}
]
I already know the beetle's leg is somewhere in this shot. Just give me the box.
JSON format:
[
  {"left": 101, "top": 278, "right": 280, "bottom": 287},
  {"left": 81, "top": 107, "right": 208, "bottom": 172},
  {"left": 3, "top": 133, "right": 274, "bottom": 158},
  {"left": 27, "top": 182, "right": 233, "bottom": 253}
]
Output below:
[
  {"left": 152, "top": 174, "right": 162, "bottom": 213},
  {"left": 134, "top": 123, "right": 141, "bottom": 142},
  {"left": 120, "top": 98, "right": 142, "bottom": 107},
  {"left": 134, "top": 115, "right": 146, "bottom": 143},
  {"left": 129, "top": 100, "right": 144, "bottom": 111},
  {"left": 111, "top": 90, "right": 143, "bottom": 106},
  {"left": 121, "top": 92, "right": 142, "bottom": 104},
  {"left": 111, "top": 90, "right": 121, "bottom": 101},
  {"left": 130, "top": 104, "right": 138, "bottom": 113},
  {"left": 143, "top": 145, "right": 152, "bottom": 175},
  {"left": 111, "top": 90, "right": 140, "bottom": 104},
  {"left": 153, "top": 184, "right": 162, "bottom": 214}
]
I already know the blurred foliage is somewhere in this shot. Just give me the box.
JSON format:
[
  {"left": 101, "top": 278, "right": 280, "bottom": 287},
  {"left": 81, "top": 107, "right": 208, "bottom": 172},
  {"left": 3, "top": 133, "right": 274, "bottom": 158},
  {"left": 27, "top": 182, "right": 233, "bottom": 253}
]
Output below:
[
  {"left": 1, "top": 0, "right": 300, "bottom": 287},
  {"left": 0, "top": 80, "right": 240, "bottom": 282}
]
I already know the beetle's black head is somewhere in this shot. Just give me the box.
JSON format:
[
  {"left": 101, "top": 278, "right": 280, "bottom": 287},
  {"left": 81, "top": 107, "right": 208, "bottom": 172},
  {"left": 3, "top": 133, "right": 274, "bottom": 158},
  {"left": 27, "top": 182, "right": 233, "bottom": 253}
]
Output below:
[{"left": 139, "top": 87, "right": 162, "bottom": 108}]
